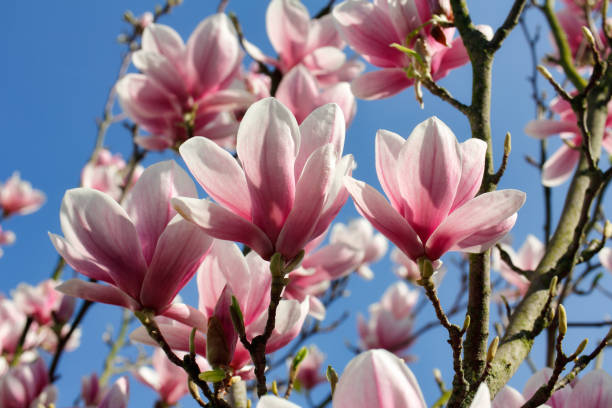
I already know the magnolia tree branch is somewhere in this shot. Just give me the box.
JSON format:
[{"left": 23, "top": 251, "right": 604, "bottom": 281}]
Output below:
[{"left": 488, "top": 55, "right": 612, "bottom": 394}]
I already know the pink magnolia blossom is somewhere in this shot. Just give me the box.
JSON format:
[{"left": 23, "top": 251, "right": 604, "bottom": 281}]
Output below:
[
  {"left": 81, "top": 149, "right": 143, "bottom": 201},
  {"left": 276, "top": 65, "right": 356, "bottom": 125},
  {"left": 295, "top": 345, "right": 327, "bottom": 390},
  {"left": 495, "top": 234, "right": 544, "bottom": 300},
  {"left": 598, "top": 246, "right": 612, "bottom": 273},
  {"left": 284, "top": 230, "right": 364, "bottom": 320},
  {"left": 98, "top": 376, "right": 129, "bottom": 408},
  {"left": 12, "top": 279, "right": 70, "bottom": 325},
  {"left": 0, "top": 226, "right": 16, "bottom": 258},
  {"left": 172, "top": 98, "right": 354, "bottom": 261},
  {"left": 345, "top": 117, "right": 526, "bottom": 264},
  {"left": 261, "top": 0, "right": 362, "bottom": 85},
  {"left": 329, "top": 218, "right": 388, "bottom": 279},
  {"left": 130, "top": 240, "right": 309, "bottom": 375},
  {"left": 525, "top": 97, "right": 612, "bottom": 186},
  {"left": 51, "top": 161, "right": 214, "bottom": 316},
  {"left": 0, "top": 357, "right": 57, "bottom": 408},
  {"left": 561, "top": 370, "right": 612, "bottom": 408},
  {"left": 134, "top": 349, "right": 207, "bottom": 405},
  {"left": 0, "top": 297, "right": 43, "bottom": 356},
  {"left": 357, "top": 281, "right": 418, "bottom": 357},
  {"left": 116, "top": 14, "right": 253, "bottom": 151},
  {"left": 333, "top": 0, "right": 477, "bottom": 100},
  {"left": 0, "top": 172, "right": 45, "bottom": 217}
]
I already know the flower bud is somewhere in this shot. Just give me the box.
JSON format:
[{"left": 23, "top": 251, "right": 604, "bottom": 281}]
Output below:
[{"left": 558, "top": 304, "right": 567, "bottom": 336}]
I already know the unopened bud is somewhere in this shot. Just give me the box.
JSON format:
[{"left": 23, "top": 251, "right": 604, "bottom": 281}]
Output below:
[
  {"left": 504, "top": 132, "right": 512, "bottom": 156},
  {"left": 292, "top": 347, "right": 308, "bottom": 372},
  {"left": 604, "top": 220, "right": 612, "bottom": 238},
  {"left": 605, "top": 326, "right": 612, "bottom": 341},
  {"left": 433, "top": 368, "right": 443, "bottom": 384},
  {"left": 574, "top": 338, "right": 588, "bottom": 356},
  {"left": 581, "top": 26, "right": 597, "bottom": 48},
  {"left": 271, "top": 380, "right": 279, "bottom": 396},
  {"left": 326, "top": 365, "right": 339, "bottom": 396},
  {"left": 418, "top": 257, "right": 435, "bottom": 279},
  {"left": 558, "top": 304, "right": 567, "bottom": 336},
  {"left": 487, "top": 336, "right": 500, "bottom": 363},
  {"left": 549, "top": 276, "right": 558, "bottom": 297},
  {"left": 270, "top": 252, "right": 284, "bottom": 277},
  {"left": 537, "top": 65, "right": 554, "bottom": 82},
  {"left": 199, "top": 368, "right": 227, "bottom": 383},
  {"left": 123, "top": 10, "right": 135, "bottom": 23},
  {"left": 462, "top": 315, "right": 471, "bottom": 332},
  {"left": 230, "top": 295, "right": 246, "bottom": 337}
]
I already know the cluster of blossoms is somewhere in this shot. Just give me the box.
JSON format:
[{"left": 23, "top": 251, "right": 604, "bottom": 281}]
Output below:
[{"left": 5, "top": 0, "right": 612, "bottom": 406}]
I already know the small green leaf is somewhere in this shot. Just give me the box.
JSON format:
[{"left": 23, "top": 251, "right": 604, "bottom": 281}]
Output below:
[
  {"left": 199, "top": 368, "right": 227, "bottom": 383},
  {"left": 292, "top": 347, "right": 308, "bottom": 371}
]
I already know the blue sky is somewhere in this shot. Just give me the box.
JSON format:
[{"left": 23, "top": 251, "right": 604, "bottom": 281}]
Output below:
[{"left": 1, "top": 0, "right": 611, "bottom": 406}]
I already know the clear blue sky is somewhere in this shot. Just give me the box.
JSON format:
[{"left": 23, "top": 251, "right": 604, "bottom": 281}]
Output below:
[{"left": 1, "top": 1, "right": 610, "bottom": 406}]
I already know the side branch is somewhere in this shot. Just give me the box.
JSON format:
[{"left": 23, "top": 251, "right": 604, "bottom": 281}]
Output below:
[{"left": 489, "top": 0, "right": 529, "bottom": 51}]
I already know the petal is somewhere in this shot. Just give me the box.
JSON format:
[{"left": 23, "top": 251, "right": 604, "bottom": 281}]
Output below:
[
  {"left": 49, "top": 233, "right": 113, "bottom": 283},
  {"left": 492, "top": 386, "right": 525, "bottom": 408},
  {"left": 172, "top": 197, "right": 274, "bottom": 260},
  {"left": 431, "top": 35, "right": 470, "bottom": 81},
  {"left": 333, "top": 1, "right": 404, "bottom": 67},
  {"left": 451, "top": 139, "right": 487, "bottom": 211},
  {"left": 162, "top": 303, "right": 208, "bottom": 331},
  {"left": 259, "top": 299, "right": 309, "bottom": 352},
  {"left": 197, "top": 88, "right": 256, "bottom": 114},
  {"left": 318, "top": 83, "right": 356, "bottom": 126},
  {"left": 563, "top": 370, "right": 612, "bottom": 408},
  {"left": 375, "top": 129, "right": 404, "bottom": 212},
  {"left": 452, "top": 214, "right": 517, "bottom": 253},
  {"left": 276, "top": 145, "right": 335, "bottom": 259},
  {"left": 59, "top": 188, "right": 148, "bottom": 299},
  {"left": 141, "top": 24, "right": 186, "bottom": 70},
  {"left": 179, "top": 136, "right": 252, "bottom": 220},
  {"left": 599, "top": 247, "right": 612, "bottom": 273},
  {"left": 524, "top": 120, "right": 579, "bottom": 139},
  {"left": 296, "top": 103, "right": 345, "bottom": 178},
  {"left": 302, "top": 46, "right": 346, "bottom": 74},
  {"left": 140, "top": 216, "right": 213, "bottom": 311},
  {"left": 266, "top": 0, "right": 310, "bottom": 64},
  {"left": 236, "top": 98, "right": 300, "bottom": 242},
  {"left": 469, "top": 383, "right": 491, "bottom": 408},
  {"left": 397, "top": 117, "right": 462, "bottom": 241},
  {"left": 427, "top": 190, "right": 526, "bottom": 260},
  {"left": 124, "top": 161, "right": 197, "bottom": 264},
  {"left": 132, "top": 50, "right": 187, "bottom": 98},
  {"left": 130, "top": 321, "right": 207, "bottom": 356},
  {"left": 187, "top": 14, "right": 241, "bottom": 96},
  {"left": 305, "top": 15, "right": 343, "bottom": 51},
  {"left": 56, "top": 280, "right": 140, "bottom": 310},
  {"left": 344, "top": 177, "right": 424, "bottom": 260},
  {"left": 257, "top": 395, "right": 301, "bottom": 408},
  {"left": 98, "top": 377, "right": 129, "bottom": 408},
  {"left": 275, "top": 65, "right": 319, "bottom": 124},
  {"left": 332, "top": 349, "right": 427, "bottom": 408},
  {"left": 541, "top": 144, "right": 580, "bottom": 187},
  {"left": 351, "top": 68, "right": 414, "bottom": 100},
  {"left": 302, "top": 242, "right": 363, "bottom": 279}
]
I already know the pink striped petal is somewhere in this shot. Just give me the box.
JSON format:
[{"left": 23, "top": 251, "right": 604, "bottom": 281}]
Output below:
[
  {"left": 375, "top": 129, "right": 404, "bottom": 212},
  {"left": 197, "top": 88, "right": 256, "bottom": 114},
  {"left": 431, "top": 35, "right": 470, "bottom": 81},
  {"left": 523, "top": 367, "right": 572, "bottom": 407},
  {"left": 302, "top": 242, "right": 362, "bottom": 279},
  {"left": 140, "top": 217, "right": 213, "bottom": 311},
  {"left": 98, "top": 377, "right": 129, "bottom": 408},
  {"left": 599, "top": 247, "right": 612, "bottom": 273},
  {"left": 452, "top": 214, "right": 517, "bottom": 253},
  {"left": 56, "top": 280, "right": 140, "bottom": 310},
  {"left": 49, "top": 233, "right": 113, "bottom": 283},
  {"left": 275, "top": 65, "right": 319, "bottom": 124},
  {"left": 305, "top": 15, "right": 343, "bottom": 51},
  {"left": 60, "top": 188, "right": 147, "bottom": 299},
  {"left": 179, "top": 136, "right": 252, "bottom": 220},
  {"left": 351, "top": 68, "right": 414, "bottom": 100},
  {"left": 542, "top": 144, "right": 580, "bottom": 187},
  {"left": 236, "top": 98, "right": 300, "bottom": 241},
  {"left": 162, "top": 303, "right": 208, "bottom": 331},
  {"left": 296, "top": 103, "right": 345, "bottom": 178},
  {"left": 563, "top": 370, "right": 612, "bottom": 408},
  {"left": 332, "top": 1, "right": 404, "bottom": 67},
  {"left": 397, "top": 117, "right": 462, "bottom": 241},
  {"left": 132, "top": 50, "right": 187, "bottom": 98},
  {"left": 427, "top": 190, "right": 526, "bottom": 260},
  {"left": 492, "top": 386, "right": 525, "bottom": 408},
  {"left": 187, "top": 14, "right": 241, "bottom": 96},
  {"left": 141, "top": 24, "right": 186, "bottom": 73},
  {"left": 251, "top": 299, "right": 309, "bottom": 352},
  {"left": 344, "top": 177, "right": 424, "bottom": 260},
  {"left": 266, "top": 0, "right": 310, "bottom": 64},
  {"left": 130, "top": 322, "right": 207, "bottom": 356},
  {"left": 302, "top": 46, "right": 346, "bottom": 74},
  {"left": 172, "top": 197, "right": 274, "bottom": 260},
  {"left": 125, "top": 161, "right": 197, "bottom": 265},
  {"left": 524, "top": 120, "right": 579, "bottom": 139},
  {"left": 276, "top": 145, "right": 335, "bottom": 259},
  {"left": 243, "top": 252, "right": 273, "bottom": 325},
  {"left": 319, "top": 83, "right": 356, "bottom": 125},
  {"left": 332, "top": 349, "right": 427, "bottom": 408},
  {"left": 116, "top": 74, "right": 180, "bottom": 119},
  {"left": 452, "top": 139, "right": 487, "bottom": 211}
]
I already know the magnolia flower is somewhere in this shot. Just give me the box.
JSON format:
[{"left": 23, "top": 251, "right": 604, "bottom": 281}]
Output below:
[
  {"left": 0, "top": 297, "right": 43, "bottom": 355},
  {"left": 295, "top": 345, "right": 327, "bottom": 390},
  {"left": 12, "top": 279, "right": 70, "bottom": 325},
  {"left": 81, "top": 373, "right": 105, "bottom": 407},
  {"left": 259, "top": 0, "right": 362, "bottom": 85},
  {"left": 81, "top": 149, "right": 143, "bottom": 201},
  {"left": 98, "top": 377, "right": 129, "bottom": 408},
  {"left": 599, "top": 246, "right": 612, "bottom": 273},
  {"left": 134, "top": 349, "right": 207, "bottom": 406},
  {"left": 524, "top": 97, "right": 612, "bottom": 186},
  {"left": 345, "top": 117, "right": 526, "bottom": 264},
  {"left": 117, "top": 14, "right": 253, "bottom": 151},
  {"left": 329, "top": 218, "right": 388, "bottom": 279},
  {"left": 0, "top": 357, "right": 57, "bottom": 408},
  {"left": 0, "top": 226, "right": 16, "bottom": 258},
  {"left": 131, "top": 240, "right": 309, "bottom": 375},
  {"left": 357, "top": 282, "right": 418, "bottom": 356},
  {"left": 276, "top": 65, "right": 356, "bottom": 125},
  {"left": 494, "top": 235, "right": 544, "bottom": 300},
  {"left": 333, "top": 0, "right": 476, "bottom": 100},
  {"left": 173, "top": 98, "right": 354, "bottom": 261},
  {"left": 0, "top": 172, "right": 45, "bottom": 217},
  {"left": 51, "top": 161, "right": 214, "bottom": 318},
  {"left": 257, "top": 349, "right": 493, "bottom": 408}
]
